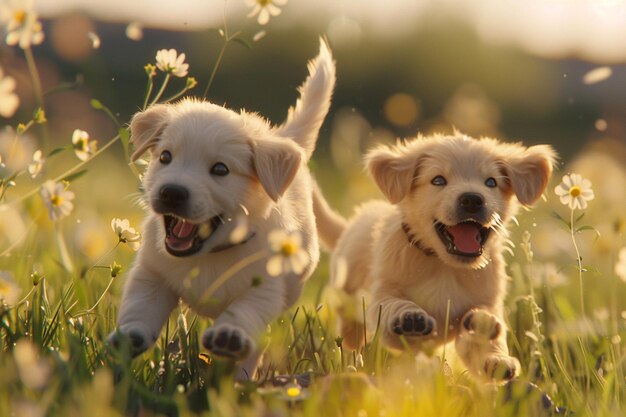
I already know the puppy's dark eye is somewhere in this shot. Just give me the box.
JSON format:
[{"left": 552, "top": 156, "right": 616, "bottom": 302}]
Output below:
[
  {"left": 431, "top": 175, "right": 447, "bottom": 186},
  {"left": 485, "top": 177, "right": 497, "bottom": 188},
  {"left": 159, "top": 150, "right": 172, "bottom": 164},
  {"left": 210, "top": 162, "right": 229, "bottom": 176}
]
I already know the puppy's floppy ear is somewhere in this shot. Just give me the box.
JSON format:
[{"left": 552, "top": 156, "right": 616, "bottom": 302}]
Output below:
[
  {"left": 503, "top": 144, "right": 557, "bottom": 206},
  {"left": 366, "top": 146, "right": 417, "bottom": 204},
  {"left": 129, "top": 104, "right": 171, "bottom": 161},
  {"left": 252, "top": 137, "right": 303, "bottom": 202}
]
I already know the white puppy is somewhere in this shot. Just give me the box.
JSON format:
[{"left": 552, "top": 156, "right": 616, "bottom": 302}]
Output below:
[
  {"left": 315, "top": 134, "right": 556, "bottom": 381},
  {"left": 108, "top": 39, "right": 335, "bottom": 378}
]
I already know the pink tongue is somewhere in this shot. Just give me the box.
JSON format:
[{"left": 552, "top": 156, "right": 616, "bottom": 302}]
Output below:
[
  {"left": 172, "top": 219, "right": 196, "bottom": 238},
  {"left": 167, "top": 218, "right": 197, "bottom": 252},
  {"left": 447, "top": 223, "right": 481, "bottom": 254},
  {"left": 166, "top": 235, "right": 194, "bottom": 251}
]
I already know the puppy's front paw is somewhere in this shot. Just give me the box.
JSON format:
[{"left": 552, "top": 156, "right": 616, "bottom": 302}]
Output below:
[
  {"left": 106, "top": 324, "right": 155, "bottom": 357},
  {"left": 461, "top": 309, "right": 502, "bottom": 341},
  {"left": 484, "top": 355, "right": 520, "bottom": 382},
  {"left": 202, "top": 324, "right": 254, "bottom": 360},
  {"left": 391, "top": 310, "right": 436, "bottom": 337}
]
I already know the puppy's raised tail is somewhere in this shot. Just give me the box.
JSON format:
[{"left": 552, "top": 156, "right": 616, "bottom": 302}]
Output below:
[
  {"left": 276, "top": 38, "right": 336, "bottom": 160},
  {"left": 312, "top": 180, "right": 346, "bottom": 250}
]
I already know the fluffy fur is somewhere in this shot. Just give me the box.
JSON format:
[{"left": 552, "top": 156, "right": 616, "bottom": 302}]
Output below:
[
  {"left": 315, "top": 133, "right": 557, "bottom": 381},
  {"left": 107, "top": 39, "right": 335, "bottom": 379}
]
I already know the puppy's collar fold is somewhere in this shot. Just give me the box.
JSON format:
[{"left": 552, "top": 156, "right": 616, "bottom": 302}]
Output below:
[{"left": 401, "top": 222, "right": 435, "bottom": 257}]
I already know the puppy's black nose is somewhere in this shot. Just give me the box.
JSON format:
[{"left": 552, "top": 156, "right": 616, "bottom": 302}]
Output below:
[
  {"left": 159, "top": 184, "right": 189, "bottom": 208},
  {"left": 458, "top": 192, "right": 484, "bottom": 214}
]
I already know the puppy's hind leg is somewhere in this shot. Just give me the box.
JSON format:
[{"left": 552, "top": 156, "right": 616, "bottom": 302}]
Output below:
[
  {"left": 455, "top": 308, "right": 520, "bottom": 382},
  {"left": 107, "top": 265, "right": 178, "bottom": 356}
]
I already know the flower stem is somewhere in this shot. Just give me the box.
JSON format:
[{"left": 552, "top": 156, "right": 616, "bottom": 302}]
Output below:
[
  {"left": 10, "top": 134, "right": 121, "bottom": 206},
  {"left": 24, "top": 46, "right": 44, "bottom": 110},
  {"left": 98, "top": 104, "right": 121, "bottom": 128},
  {"left": 198, "top": 250, "right": 267, "bottom": 305},
  {"left": 203, "top": 40, "right": 228, "bottom": 98},
  {"left": 570, "top": 209, "right": 585, "bottom": 317},
  {"left": 14, "top": 285, "right": 38, "bottom": 307},
  {"left": 203, "top": 2, "right": 236, "bottom": 98},
  {"left": 7, "top": 129, "right": 22, "bottom": 166},
  {"left": 150, "top": 73, "right": 171, "bottom": 106},
  {"left": 84, "top": 241, "right": 121, "bottom": 277},
  {"left": 55, "top": 223, "right": 74, "bottom": 273},
  {"left": 84, "top": 274, "right": 116, "bottom": 314},
  {"left": 24, "top": 46, "right": 50, "bottom": 150},
  {"left": 142, "top": 76, "right": 155, "bottom": 110},
  {"left": 163, "top": 85, "right": 195, "bottom": 103}
]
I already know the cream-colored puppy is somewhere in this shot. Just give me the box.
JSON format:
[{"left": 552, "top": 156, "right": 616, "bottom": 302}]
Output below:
[
  {"left": 107, "top": 39, "right": 335, "bottom": 378},
  {"left": 316, "top": 134, "right": 556, "bottom": 381}
]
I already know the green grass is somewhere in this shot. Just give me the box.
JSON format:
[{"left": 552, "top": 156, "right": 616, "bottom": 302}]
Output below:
[{"left": 1, "top": 215, "right": 625, "bottom": 417}]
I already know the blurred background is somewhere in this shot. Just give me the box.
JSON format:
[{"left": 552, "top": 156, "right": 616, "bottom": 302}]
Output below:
[
  {"left": 5, "top": 0, "right": 626, "bottom": 154},
  {"left": 1, "top": 0, "right": 625, "bottom": 308}
]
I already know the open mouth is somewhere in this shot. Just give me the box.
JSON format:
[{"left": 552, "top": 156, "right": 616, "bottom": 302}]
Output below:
[
  {"left": 163, "top": 214, "right": 222, "bottom": 257},
  {"left": 435, "top": 220, "right": 491, "bottom": 258}
]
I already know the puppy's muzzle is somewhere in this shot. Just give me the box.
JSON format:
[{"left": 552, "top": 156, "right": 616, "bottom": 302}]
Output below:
[
  {"left": 158, "top": 184, "right": 189, "bottom": 212},
  {"left": 151, "top": 183, "right": 219, "bottom": 257},
  {"left": 458, "top": 192, "right": 485, "bottom": 217},
  {"left": 435, "top": 192, "right": 492, "bottom": 259}
]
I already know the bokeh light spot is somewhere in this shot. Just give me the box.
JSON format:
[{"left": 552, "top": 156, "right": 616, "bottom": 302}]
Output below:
[
  {"left": 51, "top": 13, "right": 96, "bottom": 62},
  {"left": 583, "top": 66, "right": 612, "bottom": 85},
  {"left": 595, "top": 118, "right": 607, "bottom": 132},
  {"left": 383, "top": 93, "right": 420, "bottom": 127}
]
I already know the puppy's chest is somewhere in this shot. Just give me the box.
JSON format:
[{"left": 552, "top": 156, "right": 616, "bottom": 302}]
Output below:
[
  {"left": 408, "top": 270, "right": 487, "bottom": 326},
  {"left": 159, "top": 260, "right": 253, "bottom": 317}
]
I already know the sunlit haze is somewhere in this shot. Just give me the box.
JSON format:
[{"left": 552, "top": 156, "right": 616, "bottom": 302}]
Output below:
[{"left": 36, "top": 0, "right": 626, "bottom": 63}]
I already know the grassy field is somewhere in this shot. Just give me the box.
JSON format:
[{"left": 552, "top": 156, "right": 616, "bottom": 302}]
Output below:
[
  {"left": 4, "top": 188, "right": 626, "bottom": 417},
  {"left": 2, "top": 3, "right": 626, "bottom": 417}
]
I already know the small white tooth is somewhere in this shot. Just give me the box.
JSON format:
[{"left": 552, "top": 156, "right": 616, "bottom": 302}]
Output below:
[{"left": 198, "top": 223, "right": 213, "bottom": 239}]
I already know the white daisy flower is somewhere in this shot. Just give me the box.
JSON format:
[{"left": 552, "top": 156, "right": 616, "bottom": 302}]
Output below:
[
  {"left": 0, "top": 66, "right": 19, "bottom": 118},
  {"left": 246, "top": 0, "right": 288, "bottom": 25},
  {"left": 155, "top": 49, "right": 189, "bottom": 78},
  {"left": 111, "top": 218, "right": 142, "bottom": 250},
  {"left": 27, "top": 149, "right": 44, "bottom": 178},
  {"left": 616, "top": 247, "right": 626, "bottom": 283},
  {"left": 554, "top": 173, "right": 594, "bottom": 210},
  {"left": 253, "top": 30, "right": 267, "bottom": 42},
  {"left": 40, "top": 180, "right": 74, "bottom": 221},
  {"left": 266, "top": 229, "right": 307, "bottom": 276},
  {"left": 0, "top": 270, "right": 21, "bottom": 305},
  {"left": 0, "top": 0, "right": 44, "bottom": 49},
  {"left": 71, "top": 129, "right": 97, "bottom": 161},
  {"left": 13, "top": 339, "right": 50, "bottom": 389},
  {"left": 0, "top": 127, "right": 34, "bottom": 172}
]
